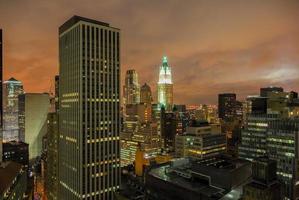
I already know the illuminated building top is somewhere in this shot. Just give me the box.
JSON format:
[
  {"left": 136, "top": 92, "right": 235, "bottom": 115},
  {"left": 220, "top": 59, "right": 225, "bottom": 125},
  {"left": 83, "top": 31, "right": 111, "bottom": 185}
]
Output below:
[{"left": 158, "top": 56, "right": 172, "bottom": 84}]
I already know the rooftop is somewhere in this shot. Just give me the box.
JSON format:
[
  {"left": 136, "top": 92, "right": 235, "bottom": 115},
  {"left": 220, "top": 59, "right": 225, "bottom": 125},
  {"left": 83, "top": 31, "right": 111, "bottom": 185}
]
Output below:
[
  {"left": 0, "top": 162, "right": 23, "bottom": 195},
  {"left": 59, "top": 15, "right": 117, "bottom": 34}
]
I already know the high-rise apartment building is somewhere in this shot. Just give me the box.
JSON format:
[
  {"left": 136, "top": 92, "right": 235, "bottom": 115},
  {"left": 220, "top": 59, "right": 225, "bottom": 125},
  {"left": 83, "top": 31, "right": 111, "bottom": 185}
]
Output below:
[
  {"left": 18, "top": 93, "right": 50, "bottom": 159},
  {"left": 3, "top": 77, "right": 24, "bottom": 142},
  {"left": 158, "top": 56, "right": 173, "bottom": 111},
  {"left": 123, "top": 70, "right": 140, "bottom": 106},
  {"left": 59, "top": 16, "right": 120, "bottom": 199},
  {"left": 218, "top": 93, "right": 237, "bottom": 121}
]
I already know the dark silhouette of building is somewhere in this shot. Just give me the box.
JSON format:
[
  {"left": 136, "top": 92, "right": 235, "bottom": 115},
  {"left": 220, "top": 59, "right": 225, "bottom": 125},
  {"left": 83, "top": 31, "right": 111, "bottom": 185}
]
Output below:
[
  {"left": 161, "top": 109, "right": 177, "bottom": 150},
  {"left": 242, "top": 157, "right": 281, "bottom": 200},
  {"left": 0, "top": 162, "right": 27, "bottom": 200},
  {"left": 218, "top": 93, "right": 237, "bottom": 121},
  {"left": 2, "top": 141, "right": 29, "bottom": 166}
]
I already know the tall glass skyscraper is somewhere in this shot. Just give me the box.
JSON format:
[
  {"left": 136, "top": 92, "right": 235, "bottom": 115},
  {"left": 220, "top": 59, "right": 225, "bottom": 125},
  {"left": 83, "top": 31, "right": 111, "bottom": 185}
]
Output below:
[
  {"left": 158, "top": 56, "right": 173, "bottom": 111},
  {"left": 59, "top": 16, "right": 120, "bottom": 200},
  {"left": 3, "top": 77, "right": 24, "bottom": 142},
  {"left": 123, "top": 69, "right": 140, "bottom": 105}
]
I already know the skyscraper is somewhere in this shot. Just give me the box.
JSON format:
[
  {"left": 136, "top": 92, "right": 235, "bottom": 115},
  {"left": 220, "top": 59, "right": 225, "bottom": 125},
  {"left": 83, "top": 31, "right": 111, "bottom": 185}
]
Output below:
[
  {"left": 123, "top": 69, "right": 140, "bottom": 105},
  {"left": 158, "top": 56, "right": 173, "bottom": 111},
  {"left": 3, "top": 77, "right": 24, "bottom": 142},
  {"left": 140, "top": 83, "right": 152, "bottom": 105},
  {"left": 0, "top": 29, "right": 3, "bottom": 162},
  {"left": 59, "top": 16, "right": 120, "bottom": 199},
  {"left": 18, "top": 93, "right": 50, "bottom": 159},
  {"left": 218, "top": 93, "right": 237, "bottom": 121}
]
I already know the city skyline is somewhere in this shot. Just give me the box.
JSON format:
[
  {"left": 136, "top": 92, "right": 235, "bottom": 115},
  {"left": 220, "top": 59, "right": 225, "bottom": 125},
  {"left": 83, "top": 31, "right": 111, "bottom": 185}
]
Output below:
[{"left": 0, "top": 0, "right": 299, "bottom": 105}]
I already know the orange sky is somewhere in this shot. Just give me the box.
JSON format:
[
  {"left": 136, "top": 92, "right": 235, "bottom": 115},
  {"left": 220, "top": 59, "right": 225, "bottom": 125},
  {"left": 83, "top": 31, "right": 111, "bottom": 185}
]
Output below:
[{"left": 1, "top": 0, "right": 299, "bottom": 104}]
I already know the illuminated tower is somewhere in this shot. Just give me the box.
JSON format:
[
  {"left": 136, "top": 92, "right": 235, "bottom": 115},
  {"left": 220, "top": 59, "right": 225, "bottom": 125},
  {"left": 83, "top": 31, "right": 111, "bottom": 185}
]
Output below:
[
  {"left": 3, "top": 77, "right": 24, "bottom": 142},
  {"left": 123, "top": 69, "right": 140, "bottom": 105},
  {"left": 158, "top": 56, "right": 173, "bottom": 111},
  {"left": 59, "top": 16, "right": 120, "bottom": 199}
]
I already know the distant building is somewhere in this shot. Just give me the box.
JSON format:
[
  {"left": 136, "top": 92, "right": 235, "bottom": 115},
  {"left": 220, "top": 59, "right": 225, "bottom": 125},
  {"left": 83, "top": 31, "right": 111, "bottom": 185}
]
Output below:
[
  {"left": 45, "top": 112, "right": 58, "bottom": 200},
  {"left": 2, "top": 141, "right": 29, "bottom": 166},
  {"left": 175, "top": 120, "right": 225, "bottom": 158},
  {"left": 0, "top": 162, "right": 27, "bottom": 200},
  {"left": 218, "top": 93, "right": 236, "bottom": 121},
  {"left": 18, "top": 93, "right": 50, "bottom": 159},
  {"left": 161, "top": 111, "right": 177, "bottom": 150},
  {"left": 3, "top": 77, "right": 24, "bottom": 142},
  {"left": 123, "top": 70, "right": 140, "bottom": 106},
  {"left": 145, "top": 155, "right": 251, "bottom": 200},
  {"left": 242, "top": 157, "right": 281, "bottom": 200},
  {"left": 140, "top": 83, "right": 152, "bottom": 105},
  {"left": 158, "top": 56, "right": 173, "bottom": 111},
  {"left": 260, "top": 86, "right": 283, "bottom": 97}
]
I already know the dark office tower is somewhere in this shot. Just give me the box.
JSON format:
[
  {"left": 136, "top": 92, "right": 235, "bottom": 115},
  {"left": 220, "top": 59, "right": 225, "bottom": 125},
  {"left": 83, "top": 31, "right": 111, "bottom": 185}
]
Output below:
[
  {"left": 140, "top": 83, "right": 152, "bottom": 105},
  {"left": 161, "top": 110, "right": 177, "bottom": 150},
  {"left": 218, "top": 93, "right": 237, "bottom": 121},
  {"left": 59, "top": 16, "right": 120, "bottom": 200},
  {"left": 2, "top": 141, "right": 29, "bottom": 166},
  {"left": 260, "top": 86, "right": 283, "bottom": 97},
  {"left": 0, "top": 29, "right": 3, "bottom": 162},
  {"left": 45, "top": 112, "right": 59, "bottom": 200},
  {"left": 55, "top": 75, "right": 59, "bottom": 112}
]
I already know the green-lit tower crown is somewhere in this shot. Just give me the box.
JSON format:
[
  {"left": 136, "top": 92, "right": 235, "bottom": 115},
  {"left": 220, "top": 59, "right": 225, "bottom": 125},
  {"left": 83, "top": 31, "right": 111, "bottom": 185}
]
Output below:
[{"left": 158, "top": 56, "right": 173, "bottom": 111}]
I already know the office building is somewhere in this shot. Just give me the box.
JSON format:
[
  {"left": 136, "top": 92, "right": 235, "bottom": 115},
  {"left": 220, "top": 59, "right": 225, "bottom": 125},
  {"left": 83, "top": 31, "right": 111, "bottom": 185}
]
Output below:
[
  {"left": 161, "top": 111, "right": 177, "bottom": 150},
  {"left": 238, "top": 113, "right": 278, "bottom": 160},
  {"left": 242, "top": 157, "right": 281, "bottom": 200},
  {"left": 175, "top": 120, "right": 225, "bottom": 158},
  {"left": 157, "top": 56, "right": 173, "bottom": 111},
  {"left": 123, "top": 70, "right": 140, "bottom": 106},
  {"left": 267, "top": 119, "right": 299, "bottom": 200},
  {"left": 3, "top": 78, "right": 24, "bottom": 142},
  {"left": 145, "top": 156, "right": 251, "bottom": 200},
  {"left": 0, "top": 29, "right": 3, "bottom": 163},
  {"left": 0, "top": 162, "right": 27, "bottom": 200},
  {"left": 2, "top": 141, "right": 29, "bottom": 166},
  {"left": 18, "top": 93, "right": 50, "bottom": 159},
  {"left": 218, "top": 93, "right": 236, "bottom": 121},
  {"left": 59, "top": 16, "right": 120, "bottom": 199},
  {"left": 45, "top": 112, "right": 59, "bottom": 200},
  {"left": 140, "top": 83, "right": 152, "bottom": 105}
]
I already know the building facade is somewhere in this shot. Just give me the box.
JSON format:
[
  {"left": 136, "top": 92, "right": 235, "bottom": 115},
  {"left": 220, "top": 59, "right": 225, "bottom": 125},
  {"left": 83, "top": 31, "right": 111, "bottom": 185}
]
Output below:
[
  {"left": 59, "top": 16, "right": 120, "bottom": 199},
  {"left": 157, "top": 56, "right": 173, "bottom": 111},
  {"left": 140, "top": 83, "right": 152, "bottom": 105},
  {"left": 218, "top": 93, "right": 237, "bottom": 121},
  {"left": 45, "top": 112, "right": 59, "bottom": 200},
  {"left": 123, "top": 70, "right": 140, "bottom": 106},
  {"left": 2, "top": 141, "right": 29, "bottom": 167},
  {"left": 3, "top": 78, "right": 24, "bottom": 142},
  {"left": 18, "top": 93, "right": 50, "bottom": 159}
]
